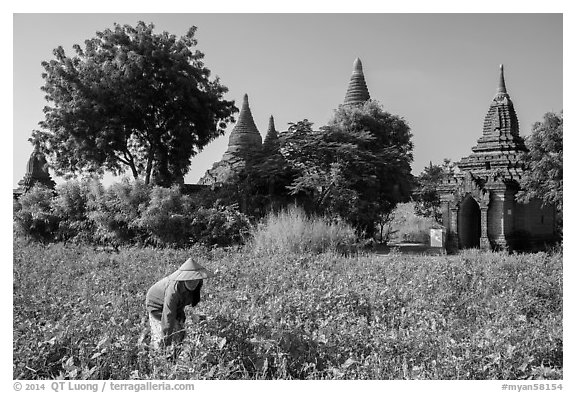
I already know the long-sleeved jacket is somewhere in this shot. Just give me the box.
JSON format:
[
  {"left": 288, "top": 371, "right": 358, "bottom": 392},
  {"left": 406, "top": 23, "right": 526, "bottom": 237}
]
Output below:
[{"left": 146, "top": 277, "right": 203, "bottom": 343}]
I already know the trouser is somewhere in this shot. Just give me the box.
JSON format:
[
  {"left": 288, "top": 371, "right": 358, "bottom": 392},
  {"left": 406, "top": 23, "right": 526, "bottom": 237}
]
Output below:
[{"left": 148, "top": 312, "right": 185, "bottom": 350}]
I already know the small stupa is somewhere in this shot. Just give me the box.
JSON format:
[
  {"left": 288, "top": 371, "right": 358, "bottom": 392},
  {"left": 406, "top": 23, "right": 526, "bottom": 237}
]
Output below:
[
  {"left": 14, "top": 141, "right": 55, "bottom": 197},
  {"left": 263, "top": 115, "right": 279, "bottom": 149}
]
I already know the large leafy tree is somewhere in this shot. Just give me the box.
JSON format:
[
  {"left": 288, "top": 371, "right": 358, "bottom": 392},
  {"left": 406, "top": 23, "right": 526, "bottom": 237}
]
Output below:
[
  {"left": 282, "top": 120, "right": 374, "bottom": 220},
  {"left": 413, "top": 159, "right": 455, "bottom": 223},
  {"left": 282, "top": 100, "right": 414, "bottom": 236},
  {"left": 33, "top": 22, "right": 237, "bottom": 186},
  {"left": 516, "top": 111, "right": 563, "bottom": 213}
]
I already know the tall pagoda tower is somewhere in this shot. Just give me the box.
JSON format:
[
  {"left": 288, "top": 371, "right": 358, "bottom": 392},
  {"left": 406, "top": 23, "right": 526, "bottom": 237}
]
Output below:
[
  {"left": 456, "top": 65, "right": 527, "bottom": 178},
  {"left": 222, "top": 94, "right": 262, "bottom": 160},
  {"left": 199, "top": 94, "right": 262, "bottom": 186},
  {"left": 438, "top": 65, "right": 556, "bottom": 252}
]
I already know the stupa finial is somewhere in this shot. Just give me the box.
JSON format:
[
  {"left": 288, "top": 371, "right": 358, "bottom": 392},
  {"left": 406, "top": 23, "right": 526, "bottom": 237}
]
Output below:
[
  {"left": 353, "top": 57, "right": 363, "bottom": 73},
  {"left": 494, "top": 64, "right": 509, "bottom": 100}
]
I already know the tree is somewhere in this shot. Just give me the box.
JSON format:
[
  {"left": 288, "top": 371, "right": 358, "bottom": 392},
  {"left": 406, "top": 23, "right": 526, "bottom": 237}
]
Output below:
[
  {"left": 516, "top": 111, "right": 563, "bottom": 213},
  {"left": 282, "top": 100, "right": 414, "bottom": 237},
  {"left": 413, "top": 159, "right": 455, "bottom": 223},
  {"left": 33, "top": 22, "right": 237, "bottom": 186},
  {"left": 208, "top": 129, "right": 299, "bottom": 217},
  {"left": 281, "top": 120, "right": 371, "bottom": 220},
  {"left": 329, "top": 102, "right": 414, "bottom": 236}
]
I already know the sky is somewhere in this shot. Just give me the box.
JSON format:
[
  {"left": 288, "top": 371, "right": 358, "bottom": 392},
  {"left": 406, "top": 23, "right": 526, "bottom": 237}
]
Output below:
[{"left": 12, "top": 13, "right": 563, "bottom": 188}]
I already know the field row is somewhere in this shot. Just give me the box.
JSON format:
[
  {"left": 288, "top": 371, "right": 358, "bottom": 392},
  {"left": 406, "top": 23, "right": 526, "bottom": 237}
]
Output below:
[{"left": 13, "top": 241, "right": 562, "bottom": 379}]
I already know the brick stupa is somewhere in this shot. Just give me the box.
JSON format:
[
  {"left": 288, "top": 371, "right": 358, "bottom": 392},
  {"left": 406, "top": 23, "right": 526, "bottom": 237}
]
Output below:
[
  {"left": 199, "top": 94, "right": 262, "bottom": 186},
  {"left": 263, "top": 115, "right": 279, "bottom": 148},
  {"left": 14, "top": 141, "right": 55, "bottom": 197},
  {"left": 222, "top": 94, "right": 262, "bottom": 160},
  {"left": 343, "top": 58, "right": 371, "bottom": 106}
]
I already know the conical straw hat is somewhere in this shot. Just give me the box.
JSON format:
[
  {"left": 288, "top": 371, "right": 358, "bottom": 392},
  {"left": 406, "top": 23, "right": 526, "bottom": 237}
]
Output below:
[{"left": 169, "top": 258, "right": 215, "bottom": 281}]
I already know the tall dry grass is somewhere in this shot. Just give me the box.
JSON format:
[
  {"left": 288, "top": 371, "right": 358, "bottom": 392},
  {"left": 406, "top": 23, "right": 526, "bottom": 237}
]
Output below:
[{"left": 249, "top": 206, "right": 358, "bottom": 254}]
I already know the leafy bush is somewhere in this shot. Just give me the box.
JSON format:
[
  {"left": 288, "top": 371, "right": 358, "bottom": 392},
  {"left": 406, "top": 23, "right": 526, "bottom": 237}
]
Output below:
[
  {"left": 189, "top": 204, "right": 251, "bottom": 247},
  {"left": 14, "top": 179, "right": 252, "bottom": 248},
  {"left": 134, "top": 186, "right": 197, "bottom": 246},
  {"left": 87, "top": 179, "right": 151, "bottom": 245},
  {"left": 13, "top": 185, "right": 58, "bottom": 241},
  {"left": 250, "top": 205, "right": 358, "bottom": 254},
  {"left": 52, "top": 179, "right": 97, "bottom": 242}
]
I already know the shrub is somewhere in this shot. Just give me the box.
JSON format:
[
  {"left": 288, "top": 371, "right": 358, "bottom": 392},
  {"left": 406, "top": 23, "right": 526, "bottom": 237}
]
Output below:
[
  {"left": 13, "top": 185, "right": 58, "bottom": 241},
  {"left": 135, "top": 186, "right": 197, "bottom": 246},
  {"left": 87, "top": 179, "right": 151, "bottom": 245},
  {"left": 249, "top": 205, "right": 358, "bottom": 254},
  {"left": 189, "top": 204, "right": 251, "bottom": 247},
  {"left": 13, "top": 179, "right": 252, "bottom": 248},
  {"left": 52, "top": 179, "right": 97, "bottom": 242}
]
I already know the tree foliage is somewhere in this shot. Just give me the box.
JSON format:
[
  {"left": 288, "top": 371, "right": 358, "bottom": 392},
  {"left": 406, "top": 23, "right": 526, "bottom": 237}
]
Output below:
[
  {"left": 203, "top": 128, "right": 300, "bottom": 218},
  {"left": 87, "top": 179, "right": 152, "bottom": 244},
  {"left": 52, "top": 179, "right": 97, "bottom": 241},
  {"left": 13, "top": 178, "right": 252, "bottom": 247},
  {"left": 33, "top": 21, "right": 237, "bottom": 186},
  {"left": 516, "top": 112, "right": 563, "bottom": 213},
  {"left": 13, "top": 185, "right": 58, "bottom": 241},
  {"left": 281, "top": 120, "right": 374, "bottom": 220},
  {"left": 413, "top": 159, "right": 455, "bottom": 223},
  {"left": 281, "top": 101, "right": 414, "bottom": 236}
]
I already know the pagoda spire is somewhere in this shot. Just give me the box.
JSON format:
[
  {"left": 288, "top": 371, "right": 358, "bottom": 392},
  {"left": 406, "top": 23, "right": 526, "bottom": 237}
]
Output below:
[
  {"left": 343, "top": 57, "right": 371, "bottom": 106},
  {"left": 494, "top": 64, "right": 509, "bottom": 101},
  {"left": 456, "top": 64, "right": 526, "bottom": 179},
  {"left": 267, "top": 115, "right": 276, "bottom": 134},
  {"left": 234, "top": 94, "right": 259, "bottom": 134},
  {"left": 224, "top": 93, "right": 262, "bottom": 157},
  {"left": 264, "top": 115, "right": 279, "bottom": 148}
]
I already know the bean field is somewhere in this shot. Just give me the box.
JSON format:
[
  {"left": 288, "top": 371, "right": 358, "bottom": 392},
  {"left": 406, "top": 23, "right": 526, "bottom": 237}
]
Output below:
[{"left": 13, "top": 239, "right": 562, "bottom": 380}]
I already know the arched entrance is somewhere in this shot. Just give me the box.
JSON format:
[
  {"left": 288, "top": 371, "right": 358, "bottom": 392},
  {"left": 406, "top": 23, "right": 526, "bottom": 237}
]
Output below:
[{"left": 458, "top": 195, "right": 481, "bottom": 248}]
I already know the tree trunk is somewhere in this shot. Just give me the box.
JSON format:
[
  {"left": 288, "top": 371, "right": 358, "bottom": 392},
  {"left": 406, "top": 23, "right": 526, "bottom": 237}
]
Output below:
[
  {"left": 129, "top": 163, "right": 139, "bottom": 181},
  {"left": 145, "top": 153, "right": 154, "bottom": 185}
]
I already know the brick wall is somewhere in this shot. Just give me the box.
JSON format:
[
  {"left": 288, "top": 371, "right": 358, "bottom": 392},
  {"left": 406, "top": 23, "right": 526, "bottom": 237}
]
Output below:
[
  {"left": 503, "top": 189, "right": 516, "bottom": 235},
  {"left": 487, "top": 191, "right": 504, "bottom": 239}
]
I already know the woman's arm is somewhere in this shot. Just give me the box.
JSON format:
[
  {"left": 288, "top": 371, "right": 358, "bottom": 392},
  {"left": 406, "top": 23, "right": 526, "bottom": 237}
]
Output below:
[{"left": 161, "top": 281, "right": 181, "bottom": 346}]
